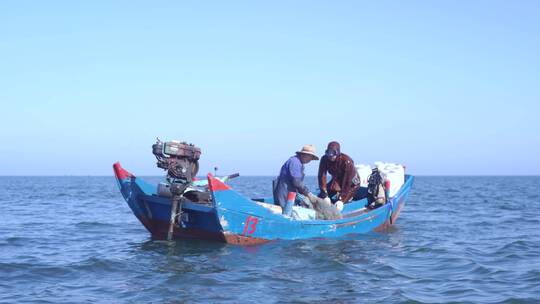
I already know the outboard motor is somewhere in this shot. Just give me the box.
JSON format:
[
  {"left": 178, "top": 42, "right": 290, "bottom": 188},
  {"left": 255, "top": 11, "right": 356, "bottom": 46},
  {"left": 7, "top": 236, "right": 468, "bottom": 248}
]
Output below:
[
  {"left": 152, "top": 138, "right": 202, "bottom": 240},
  {"left": 152, "top": 139, "right": 201, "bottom": 193}
]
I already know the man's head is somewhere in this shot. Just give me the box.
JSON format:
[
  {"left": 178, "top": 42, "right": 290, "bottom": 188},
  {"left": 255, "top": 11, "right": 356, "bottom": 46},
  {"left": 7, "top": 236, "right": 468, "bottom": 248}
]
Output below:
[
  {"left": 325, "top": 141, "right": 341, "bottom": 162},
  {"left": 296, "top": 144, "right": 319, "bottom": 164}
]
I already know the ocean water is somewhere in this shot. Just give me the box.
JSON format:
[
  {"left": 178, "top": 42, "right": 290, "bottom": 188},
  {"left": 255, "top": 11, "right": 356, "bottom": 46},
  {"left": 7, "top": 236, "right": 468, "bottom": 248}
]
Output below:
[{"left": 1, "top": 176, "right": 539, "bottom": 303}]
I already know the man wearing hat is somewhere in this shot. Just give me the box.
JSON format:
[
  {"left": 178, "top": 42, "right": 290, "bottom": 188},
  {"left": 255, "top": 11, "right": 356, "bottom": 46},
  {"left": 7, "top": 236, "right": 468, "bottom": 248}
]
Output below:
[
  {"left": 318, "top": 141, "right": 361, "bottom": 211},
  {"left": 273, "top": 145, "right": 319, "bottom": 217}
]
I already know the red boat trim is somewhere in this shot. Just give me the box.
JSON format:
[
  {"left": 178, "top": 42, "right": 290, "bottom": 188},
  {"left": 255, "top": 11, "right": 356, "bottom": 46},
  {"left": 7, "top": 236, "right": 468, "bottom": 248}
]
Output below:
[
  {"left": 374, "top": 198, "right": 406, "bottom": 232},
  {"left": 207, "top": 173, "right": 231, "bottom": 192},
  {"left": 223, "top": 232, "right": 271, "bottom": 245},
  {"left": 113, "top": 162, "right": 133, "bottom": 180},
  {"left": 390, "top": 198, "right": 405, "bottom": 222},
  {"left": 136, "top": 214, "right": 157, "bottom": 234},
  {"left": 138, "top": 218, "right": 270, "bottom": 245},
  {"left": 374, "top": 220, "right": 392, "bottom": 232}
]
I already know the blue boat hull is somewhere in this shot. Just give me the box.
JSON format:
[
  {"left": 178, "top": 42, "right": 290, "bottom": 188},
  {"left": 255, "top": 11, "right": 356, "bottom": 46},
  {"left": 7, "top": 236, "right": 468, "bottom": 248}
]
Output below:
[{"left": 113, "top": 162, "right": 414, "bottom": 245}]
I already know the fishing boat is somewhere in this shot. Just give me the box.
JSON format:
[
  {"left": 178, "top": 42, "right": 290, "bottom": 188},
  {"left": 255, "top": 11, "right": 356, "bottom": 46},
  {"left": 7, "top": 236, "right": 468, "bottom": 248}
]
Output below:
[{"left": 113, "top": 162, "right": 414, "bottom": 245}]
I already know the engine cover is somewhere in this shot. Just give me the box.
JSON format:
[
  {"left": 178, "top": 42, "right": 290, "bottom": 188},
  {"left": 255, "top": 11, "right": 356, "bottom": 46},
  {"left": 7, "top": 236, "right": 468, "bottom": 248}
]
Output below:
[{"left": 164, "top": 141, "right": 201, "bottom": 160}]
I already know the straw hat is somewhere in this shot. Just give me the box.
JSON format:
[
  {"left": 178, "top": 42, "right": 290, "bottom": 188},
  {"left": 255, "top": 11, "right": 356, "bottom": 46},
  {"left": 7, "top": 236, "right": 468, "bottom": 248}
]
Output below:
[{"left": 296, "top": 144, "right": 319, "bottom": 160}]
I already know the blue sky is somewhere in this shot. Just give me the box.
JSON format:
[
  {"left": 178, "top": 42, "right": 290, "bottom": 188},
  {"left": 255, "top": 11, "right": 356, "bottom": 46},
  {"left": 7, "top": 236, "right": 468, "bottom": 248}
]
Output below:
[{"left": 1, "top": 1, "right": 539, "bottom": 176}]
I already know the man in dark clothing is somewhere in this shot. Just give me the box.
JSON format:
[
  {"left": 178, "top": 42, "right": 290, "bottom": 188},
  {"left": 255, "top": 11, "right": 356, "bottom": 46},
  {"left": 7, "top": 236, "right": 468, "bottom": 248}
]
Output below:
[
  {"left": 318, "top": 141, "right": 360, "bottom": 210},
  {"left": 274, "top": 145, "right": 319, "bottom": 216}
]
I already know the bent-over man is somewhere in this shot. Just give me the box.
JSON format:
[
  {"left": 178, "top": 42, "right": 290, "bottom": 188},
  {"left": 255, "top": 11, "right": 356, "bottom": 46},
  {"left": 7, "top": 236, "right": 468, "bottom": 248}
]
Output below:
[{"left": 318, "top": 141, "right": 361, "bottom": 211}]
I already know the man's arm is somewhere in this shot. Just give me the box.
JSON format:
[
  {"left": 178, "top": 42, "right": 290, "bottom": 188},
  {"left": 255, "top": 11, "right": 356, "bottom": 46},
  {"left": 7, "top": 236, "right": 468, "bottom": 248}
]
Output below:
[
  {"left": 289, "top": 158, "right": 309, "bottom": 195},
  {"left": 291, "top": 177, "right": 309, "bottom": 195},
  {"left": 338, "top": 157, "right": 356, "bottom": 201}
]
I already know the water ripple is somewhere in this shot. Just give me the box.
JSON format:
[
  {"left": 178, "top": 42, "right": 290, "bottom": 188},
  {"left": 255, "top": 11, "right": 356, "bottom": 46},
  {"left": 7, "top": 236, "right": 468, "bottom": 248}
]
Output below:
[{"left": 0, "top": 176, "right": 539, "bottom": 303}]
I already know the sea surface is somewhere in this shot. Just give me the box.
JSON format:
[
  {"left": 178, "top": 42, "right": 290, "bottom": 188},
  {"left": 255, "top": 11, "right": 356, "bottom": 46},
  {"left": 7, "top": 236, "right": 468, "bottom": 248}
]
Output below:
[{"left": 1, "top": 176, "right": 539, "bottom": 303}]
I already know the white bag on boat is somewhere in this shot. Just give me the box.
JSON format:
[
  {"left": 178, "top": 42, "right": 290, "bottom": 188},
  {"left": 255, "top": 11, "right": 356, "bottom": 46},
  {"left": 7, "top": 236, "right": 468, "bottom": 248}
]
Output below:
[
  {"left": 355, "top": 164, "right": 372, "bottom": 187},
  {"left": 384, "top": 169, "right": 404, "bottom": 197}
]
